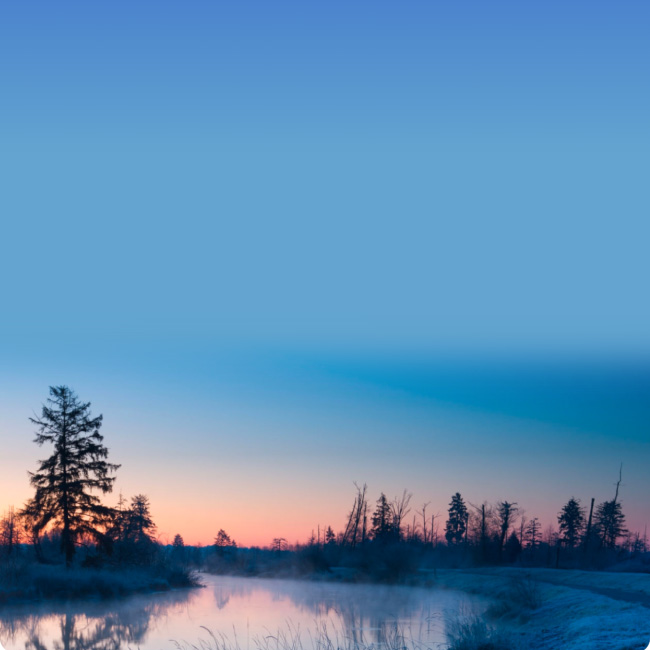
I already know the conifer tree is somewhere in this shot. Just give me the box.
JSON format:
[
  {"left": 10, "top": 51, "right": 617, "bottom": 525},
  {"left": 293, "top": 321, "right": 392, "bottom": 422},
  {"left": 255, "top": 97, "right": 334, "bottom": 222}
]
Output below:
[
  {"left": 525, "top": 517, "right": 541, "bottom": 550},
  {"left": 557, "top": 497, "right": 585, "bottom": 548},
  {"left": 595, "top": 499, "right": 627, "bottom": 549},
  {"left": 370, "top": 493, "right": 393, "bottom": 542},
  {"left": 128, "top": 494, "right": 157, "bottom": 544},
  {"left": 496, "top": 501, "right": 518, "bottom": 560},
  {"left": 324, "top": 526, "right": 336, "bottom": 544},
  {"left": 24, "top": 386, "right": 120, "bottom": 566},
  {"left": 445, "top": 493, "right": 468, "bottom": 545}
]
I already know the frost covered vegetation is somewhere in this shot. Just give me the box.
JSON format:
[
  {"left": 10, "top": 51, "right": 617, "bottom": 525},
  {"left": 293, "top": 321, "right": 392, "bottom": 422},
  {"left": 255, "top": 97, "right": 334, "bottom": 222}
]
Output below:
[
  {"left": 0, "top": 386, "right": 197, "bottom": 601},
  {"left": 172, "top": 619, "right": 527, "bottom": 650}
]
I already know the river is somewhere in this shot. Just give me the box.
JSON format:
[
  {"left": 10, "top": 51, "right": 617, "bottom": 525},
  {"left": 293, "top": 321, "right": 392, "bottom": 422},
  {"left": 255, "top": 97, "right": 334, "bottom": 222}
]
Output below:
[{"left": 0, "top": 574, "right": 486, "bottom": 650}]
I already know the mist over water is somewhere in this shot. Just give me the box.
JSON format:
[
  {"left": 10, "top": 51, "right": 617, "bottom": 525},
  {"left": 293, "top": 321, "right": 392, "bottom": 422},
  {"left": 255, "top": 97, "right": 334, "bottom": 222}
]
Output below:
[{"left": 0, "top": 575, "right": 486, "bottom": 650}]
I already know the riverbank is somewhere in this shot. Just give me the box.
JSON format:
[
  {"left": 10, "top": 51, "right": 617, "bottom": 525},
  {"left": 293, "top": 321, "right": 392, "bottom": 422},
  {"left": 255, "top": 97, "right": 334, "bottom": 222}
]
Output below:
[
  {"left": 435, "top": 567, "right": 650, "bottom": 649},
  {"left": 0, "top": 560, "right": 200, "bottom": 604}
]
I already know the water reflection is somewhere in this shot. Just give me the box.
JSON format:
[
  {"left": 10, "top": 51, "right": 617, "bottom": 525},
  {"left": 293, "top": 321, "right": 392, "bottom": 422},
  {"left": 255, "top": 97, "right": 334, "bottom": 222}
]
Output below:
[
  {"left": 0, "top": 575, "right": 483, "bottom": 650},
  {"left": 0, "top": 589, "right": 196, "bottom": 650},
  {"left": 231, "top": 579, "right": 442, "bottom": 648}
]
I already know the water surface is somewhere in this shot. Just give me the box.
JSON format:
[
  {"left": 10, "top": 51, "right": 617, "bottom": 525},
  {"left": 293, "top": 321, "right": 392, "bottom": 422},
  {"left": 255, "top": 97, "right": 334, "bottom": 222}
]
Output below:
[{"left": 0, "top": 574, "right": 485, "bottom": 650}]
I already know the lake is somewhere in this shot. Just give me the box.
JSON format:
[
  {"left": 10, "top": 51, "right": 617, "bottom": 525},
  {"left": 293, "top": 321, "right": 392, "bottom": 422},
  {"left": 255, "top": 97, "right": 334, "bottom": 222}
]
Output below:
[{"left": 0, "top": 574, "right": 486, "bottom": 650}]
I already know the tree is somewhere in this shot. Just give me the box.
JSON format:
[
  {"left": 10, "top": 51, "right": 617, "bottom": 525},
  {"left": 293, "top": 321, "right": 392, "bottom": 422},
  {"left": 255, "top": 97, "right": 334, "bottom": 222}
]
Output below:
[
  {"left": 595, "top": 500, "right": 627, "bottom": 549},
  {"left": 324, "top": 526, "right": 336, "bottom": 545},
  {"left": 557, "top": 497, "right": 585, "bottom": 548},
  {"left": 595, "top": 466, "right": 627, "bottom": 550},
  {"left": 504, "top": 531, "right": 522, "bottom": 563},
  {"left": 371, "top": 493, "right": 393, "bottom": 542},
  {"left": 496, "top": 501, "right": 518, "bottom": 560},
  {"left": 214, "top": 529, "right": 236, "bottom": 556},
  {"left": 24, "top": 386, "right": 120, "bottom": 566},
  {"left": 445, "top": 493, "right": 468, "bottom": 545},
  {"left": 0, "top": 507, "right": 21, "bottom": 557},
  {"left": 390, "top": 490, "right": 412, "bottom": 541},
  {"left": 524, "top": 517, "right": 541, "bottom": 551},
  {"left": 470, "top": 501, "right": 492, "bottom": 563},
  {"left": 172, "top": 533, "right": 185, "bottom": 564},
  {"left": 341, "top": 483, "right": 368, "bottom": 548},
  {"left": 128, "top": 494, "right": 157, "bottom": 544}
]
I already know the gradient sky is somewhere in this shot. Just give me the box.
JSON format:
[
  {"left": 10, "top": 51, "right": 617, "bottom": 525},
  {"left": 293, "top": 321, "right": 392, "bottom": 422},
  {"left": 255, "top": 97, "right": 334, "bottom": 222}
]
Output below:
[{"left": 0, "top": 1, "right": 648, "bottom": 546}]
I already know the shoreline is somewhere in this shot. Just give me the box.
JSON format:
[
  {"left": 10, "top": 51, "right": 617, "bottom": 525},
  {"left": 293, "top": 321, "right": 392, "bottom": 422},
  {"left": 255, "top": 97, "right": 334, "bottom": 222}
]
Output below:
[
  {"left": 434, "top": 567, "right": 650, "bottom": 649},
  {"left": 0, "top": 563, "right": 201, "bottom": 607}
]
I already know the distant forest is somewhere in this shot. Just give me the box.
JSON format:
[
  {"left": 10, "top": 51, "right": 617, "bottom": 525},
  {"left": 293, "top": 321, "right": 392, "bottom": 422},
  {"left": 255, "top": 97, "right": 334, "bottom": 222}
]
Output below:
[{"left": 0, "top": 386, "right": 647, "bottom": 600}]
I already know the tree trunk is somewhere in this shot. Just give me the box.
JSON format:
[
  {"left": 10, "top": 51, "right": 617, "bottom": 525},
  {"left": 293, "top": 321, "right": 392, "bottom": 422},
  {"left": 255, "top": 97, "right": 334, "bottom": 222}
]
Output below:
[{"left": 584, "top": 497, "right": 595, "bottom": 556}]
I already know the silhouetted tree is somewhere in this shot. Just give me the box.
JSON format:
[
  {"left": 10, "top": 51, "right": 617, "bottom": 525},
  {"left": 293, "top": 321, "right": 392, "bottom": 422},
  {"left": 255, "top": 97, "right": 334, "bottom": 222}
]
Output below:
[
  {"left": 390, "top": 490, "right": 412, "bottom": 541},
  {"left": 418, "top": 502, "right": 432, "bottom": 545},
  {"left": 128, "top": 494, "right": 157, "bottom": 543},
  {"left": 171, "top": 533, "right": 185, "bottom": 564},
  {"left": 595, "top": 466, "right": 627, "bottom": 550},
  {"left": 595, "top": 499, "right": 627, "bottom": 549},
  {"left": 214, "top": 529, "right": 236, "bottom": 556},
  {"left": 470, "top": 501, "right": 492, "bottom": 563},
  {"left": 557, "top": 497, "right": 585, "bottom": 548},
  {"left": 371, "top": 493, "right": 393, "bottom": 542},
  {"left": 504, "top": 531, "right": 522, "bottom": 563},
  {"left": 324, "top": 526, "right": 336, "bottom": 545},
  {"left": 496, "top": 501, "right": 518, "bottom": 561},
  {"left": 445, "top": 492, "right": 468, "bottom": 545},
  {"left": 342, "top": 483, "right": 368, "bottom": 548},
  {"left": 107, "top": 492, "right": 129, "bottom": 544},
  {"left": 0, "top": 507, "right": 21, "bottom": 556},
  {"left": 23, "top": 386, "right": 119, "bottom": 566},
  {"left": 525, "top": 517, "right": 541, "bottom": 551}
]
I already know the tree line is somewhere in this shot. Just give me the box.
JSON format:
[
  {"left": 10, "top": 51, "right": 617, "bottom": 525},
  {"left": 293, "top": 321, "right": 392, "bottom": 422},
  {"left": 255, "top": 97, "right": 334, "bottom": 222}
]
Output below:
[
  {"left": 1, "top": 385, "right": 644, "bottom": 579},
  {"left": 200, "top": 474, "right": 643, "bottom": 580},
  {"left": 277, "top": 469, "right": 641, "bottom": 572}
]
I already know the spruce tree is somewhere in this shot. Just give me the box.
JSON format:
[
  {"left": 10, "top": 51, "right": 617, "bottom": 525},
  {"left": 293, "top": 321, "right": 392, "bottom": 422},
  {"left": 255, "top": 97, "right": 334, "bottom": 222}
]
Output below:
[
  {"left": 128, "top": 494, "right": 157, "bottom": 543},
  {"left": 557, "top": 497, "right": 585, "bottom": 548},
  {"left": 324, "top": 525, "right": 336, "bottom": 544},
  {"left": 24, "top": 386, "right": 120, "bottom": 566},
  {"left": 524, "top": 517, "right": 541, "bottom": 550},
  {"left": 445, "top": 492, "right": 468, "bottom": 545},
  {"left": 496, "top": 501, "right": 518, "bottom": 560},
  {"left": 595, "top": 499, "right": 627, "bottom": 549},
  {"left": 370, "top": 493, "right": 393, "bottom": 542}
]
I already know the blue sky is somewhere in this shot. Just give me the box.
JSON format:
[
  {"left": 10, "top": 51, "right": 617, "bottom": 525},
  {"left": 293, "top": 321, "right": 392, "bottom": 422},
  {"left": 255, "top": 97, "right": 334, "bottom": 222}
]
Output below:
[{"left": 0, "top": 1, "right": 648, "bottom": 543}]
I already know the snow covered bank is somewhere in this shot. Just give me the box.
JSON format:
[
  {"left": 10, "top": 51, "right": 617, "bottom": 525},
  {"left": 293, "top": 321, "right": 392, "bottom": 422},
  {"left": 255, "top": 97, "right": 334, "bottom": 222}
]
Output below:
[{"left": 436, "top": 568, "right": 650, "bottom": 650}]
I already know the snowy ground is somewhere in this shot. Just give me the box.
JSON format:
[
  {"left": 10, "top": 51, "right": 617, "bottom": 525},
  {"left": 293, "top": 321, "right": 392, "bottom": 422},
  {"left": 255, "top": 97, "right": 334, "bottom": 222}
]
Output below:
[{"left": 436, "top": 567, "right": 650, "bottom": 650}]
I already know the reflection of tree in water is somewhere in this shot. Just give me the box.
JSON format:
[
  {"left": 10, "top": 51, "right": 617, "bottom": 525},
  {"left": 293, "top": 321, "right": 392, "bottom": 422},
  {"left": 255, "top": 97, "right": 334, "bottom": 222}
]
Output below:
[
  {"left": 286, "top": 582, "right": 420, "bottom": 644},
  {"left": 214, "top": 578, "right": 429, "bottom": 647},
  {"left": 0, "top": 588, "right": 195, "bottom": 650},
  {"left": 211, "top": 576, "right": 259, "bottom": 610}
]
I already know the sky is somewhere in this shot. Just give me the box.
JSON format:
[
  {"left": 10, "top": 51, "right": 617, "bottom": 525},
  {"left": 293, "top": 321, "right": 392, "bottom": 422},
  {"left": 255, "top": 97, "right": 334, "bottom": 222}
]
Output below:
[{"left": 0, "top": 1, "right": 648, "bottom": 546}]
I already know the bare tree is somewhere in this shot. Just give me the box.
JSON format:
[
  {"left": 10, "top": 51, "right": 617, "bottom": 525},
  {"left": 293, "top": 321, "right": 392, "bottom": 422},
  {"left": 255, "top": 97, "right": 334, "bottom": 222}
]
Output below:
[
  {"left": 390, "top": 490, "right": 412, "bottom": 541},
  {"left": 418, "top": 502, "right": 431, "bottom": 544},
  {"left": 470, "top": 501, "right": 492, "bottom": 563},
  {"left": 341, "top": 483, "right": 368, "bottom": 548},
  {"left": 0, "top": 507, "right": 21, "bottom": 556}
]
